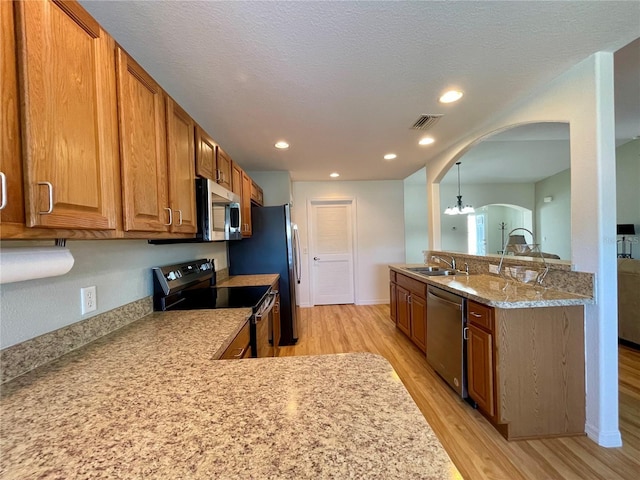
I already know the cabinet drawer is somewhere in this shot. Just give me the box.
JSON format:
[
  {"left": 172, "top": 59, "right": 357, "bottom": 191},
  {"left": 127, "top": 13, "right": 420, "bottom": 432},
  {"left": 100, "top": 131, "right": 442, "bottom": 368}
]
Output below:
[
  {"left": 220, "top": 320, "right": 250, "bottom": 359},
  {"left": 468, "top": 300, "right": 493, "bottom": 331},
  {"left": 397, "top": 273, "right": 427, "bottom": 296},
  {"left": 389, "top": 270, "right": 397, "bottom": 282}
]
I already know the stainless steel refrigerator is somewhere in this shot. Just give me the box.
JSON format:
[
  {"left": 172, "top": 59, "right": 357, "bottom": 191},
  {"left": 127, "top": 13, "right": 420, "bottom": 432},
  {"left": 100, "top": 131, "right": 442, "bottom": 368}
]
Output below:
[{"left": 228, "top": 204, "right": 300, "bottom": 345}]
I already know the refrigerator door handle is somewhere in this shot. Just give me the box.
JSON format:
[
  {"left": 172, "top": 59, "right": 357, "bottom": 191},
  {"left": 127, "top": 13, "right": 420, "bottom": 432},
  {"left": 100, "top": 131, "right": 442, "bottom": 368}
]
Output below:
[{"left": 293, "top": 224, "right": 302, "bottom": 284}]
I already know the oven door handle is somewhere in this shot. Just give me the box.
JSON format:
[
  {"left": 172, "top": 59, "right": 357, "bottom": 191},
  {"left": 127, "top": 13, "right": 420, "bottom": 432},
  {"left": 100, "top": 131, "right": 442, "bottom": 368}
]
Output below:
[{"left": 255, "top": 292, "right": 277, "bottom": 320}]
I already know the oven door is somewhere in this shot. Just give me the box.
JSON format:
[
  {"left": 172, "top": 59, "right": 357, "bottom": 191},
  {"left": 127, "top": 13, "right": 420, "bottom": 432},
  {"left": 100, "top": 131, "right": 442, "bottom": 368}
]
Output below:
[{"left": 252, "top": 291, "right": 277, "bottom": 358}]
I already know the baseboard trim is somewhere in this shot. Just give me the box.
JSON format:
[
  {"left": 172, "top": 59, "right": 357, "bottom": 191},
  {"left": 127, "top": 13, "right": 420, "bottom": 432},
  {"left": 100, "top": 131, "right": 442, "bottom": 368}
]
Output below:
[
  {"left": 585, "top": 423, "right": 623, "bottom": 448},
  {"left": 619, "top": 338, "right": 640, "bottom": 350},
  {"left": 356, "top": 299, "right": 390, "bottom": 306}
]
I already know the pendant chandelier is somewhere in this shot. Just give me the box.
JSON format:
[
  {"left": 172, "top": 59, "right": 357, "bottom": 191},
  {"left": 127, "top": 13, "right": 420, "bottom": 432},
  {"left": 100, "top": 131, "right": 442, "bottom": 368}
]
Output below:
[{"left": 444, "top": 162, "right": 474, "bottom": 215}]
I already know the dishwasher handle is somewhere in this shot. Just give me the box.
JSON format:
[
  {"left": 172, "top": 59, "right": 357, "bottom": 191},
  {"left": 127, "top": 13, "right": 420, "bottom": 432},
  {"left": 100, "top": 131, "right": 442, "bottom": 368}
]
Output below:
[{"left": 427, "top": 289, "right": 463, "bottom": 310}]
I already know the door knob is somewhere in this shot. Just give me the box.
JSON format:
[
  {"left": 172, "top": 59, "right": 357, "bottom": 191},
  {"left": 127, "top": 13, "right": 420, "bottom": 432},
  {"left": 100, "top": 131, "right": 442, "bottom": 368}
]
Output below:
[{"left": 314, "top": 257, "right": 320, "bottom": 261}]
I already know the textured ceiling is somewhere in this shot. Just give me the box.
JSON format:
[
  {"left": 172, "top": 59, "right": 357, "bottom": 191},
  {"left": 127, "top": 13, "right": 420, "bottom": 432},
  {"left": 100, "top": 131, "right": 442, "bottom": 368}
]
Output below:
[{"left": 80, "top": 1, "right": 640, "bottom": 182}]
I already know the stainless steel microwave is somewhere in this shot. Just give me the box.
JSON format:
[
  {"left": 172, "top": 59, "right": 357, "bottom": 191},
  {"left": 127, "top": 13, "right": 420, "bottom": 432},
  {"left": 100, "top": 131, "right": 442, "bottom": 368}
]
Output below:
[{"left": 197, "top": 178, "right": 242, "bottom": 241}]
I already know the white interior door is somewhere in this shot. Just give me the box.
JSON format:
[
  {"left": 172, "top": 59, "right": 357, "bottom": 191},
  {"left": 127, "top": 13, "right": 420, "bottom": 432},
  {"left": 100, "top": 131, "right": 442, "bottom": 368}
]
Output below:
[{"left": 309, "top": 199, "right": 355, "bottom": 305}]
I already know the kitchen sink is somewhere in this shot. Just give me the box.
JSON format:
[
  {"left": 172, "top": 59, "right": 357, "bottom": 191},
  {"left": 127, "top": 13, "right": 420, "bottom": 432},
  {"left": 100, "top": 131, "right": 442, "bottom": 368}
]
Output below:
[{"left": 407, "top": 267, "right": 456, "bottom": 276}]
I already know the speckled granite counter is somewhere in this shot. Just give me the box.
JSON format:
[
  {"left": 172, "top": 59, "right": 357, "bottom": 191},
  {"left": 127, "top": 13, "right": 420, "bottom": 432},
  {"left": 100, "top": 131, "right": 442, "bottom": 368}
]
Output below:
[
  {"left": 391, "top": 264, "right": 592, "bottom": 308},
  {"left": 216, "top": 273, "right": 279, "bottom": 288},
  {"left": 0, "top": 309, "right": 455, "bottom": 479}
]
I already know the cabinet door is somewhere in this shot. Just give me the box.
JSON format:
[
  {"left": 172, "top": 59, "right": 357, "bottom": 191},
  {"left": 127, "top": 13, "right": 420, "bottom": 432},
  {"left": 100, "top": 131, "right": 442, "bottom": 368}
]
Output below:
[
  {"left": 0, "top": 0, "right": 23, "bottom": 226},
  {"left": 241, "top": 170, "right": 252, "bottom": 237},
  {"left": 396, "top": 286, "right": 411, "bottom": 337},
  {"left": 195, "top": 127, "right": 215, "bottom": 180},
  {"left": 117, "top": 48, "right": 169, "bottom": 232},
  {"left": 17, "top": 0, "right": 119, "bottom": 229},
  {"left": 410, "top": 294, "right": 427, "bottom": 353},
  {"left": 216, "top": 146, "right": 232, "bottom": 190},
  {"left": 467, "top": 324, "right": 495, "bottom": 417},
  {"left": 166, "top": 98, "right": 196, "bottom": 234},
  {"left": 220, "top": 321, "right": 250, "bottom": 360},
  {"left": 250, "top": 180, "right": 264, "bottom": 206},
  {"left": 390, "top": 282, "right": 397, "bottom": 324},
  {"left": 231, "top": 162, "right": 242, "bottom": 195}
]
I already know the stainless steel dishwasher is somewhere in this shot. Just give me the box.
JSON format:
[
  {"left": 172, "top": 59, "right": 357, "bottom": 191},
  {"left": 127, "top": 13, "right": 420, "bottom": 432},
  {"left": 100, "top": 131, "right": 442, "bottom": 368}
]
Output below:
[{"left": 426, "top": 286, "right": 468, "bottom": 398}]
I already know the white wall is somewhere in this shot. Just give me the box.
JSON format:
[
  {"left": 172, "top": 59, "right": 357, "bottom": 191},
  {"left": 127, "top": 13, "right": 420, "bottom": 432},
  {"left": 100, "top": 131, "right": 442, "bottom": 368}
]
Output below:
[
  {"left": 485, "top": 205, "right": 531, "bottom": 255},
  {"left": 247, "top": 171, "right": 292, "bottom": 207},
  {"left": 293, "top": 181, "right": 405, "bottom": 306},
  {"left": 535, "top": 169, "right": 571, "bottom": 259},
  {"left": 439, "top": 183, "right": 535, "bottom": 253},
  {"left": 426, "top": 53, "right": 620, "bottom": 447},
  {"left": 0, "top": 240, "right": 227, "bottom": 348},
  {"left": 404, "top": 168, "right": 428, "bottom": 263},
  {"left": 616, "top": 139, "right": 640, "bottom": 258}
]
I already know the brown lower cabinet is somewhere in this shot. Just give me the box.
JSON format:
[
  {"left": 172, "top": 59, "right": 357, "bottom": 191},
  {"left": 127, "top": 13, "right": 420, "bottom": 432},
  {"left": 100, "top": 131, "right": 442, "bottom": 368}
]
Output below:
[
  {"left": 390, "top": 267, "right": 586, "bottom": 440},
  {"left": 466, "top": 301, "right": 495, "bottom": 418},
  {"left": 466, "top": 299, "right": 585, "bottom": 440},
  {"left": 219, "top": 319, "right": 251, "bottom": 360},
  {"left": 392, "top": 271, "right": 427, "bottom": 353}
]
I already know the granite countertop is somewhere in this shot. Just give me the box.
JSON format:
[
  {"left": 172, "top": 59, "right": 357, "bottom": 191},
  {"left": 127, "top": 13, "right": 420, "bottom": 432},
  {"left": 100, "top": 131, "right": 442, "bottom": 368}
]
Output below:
[
  {"left": 216, "top": 273, "right": 280, "bottom": 288},
  {"left": 0, "top": 309, "right": 455, "bottom": 479},
  {"left": 391, "top": 264, "right": 592, "bottom": 308}
]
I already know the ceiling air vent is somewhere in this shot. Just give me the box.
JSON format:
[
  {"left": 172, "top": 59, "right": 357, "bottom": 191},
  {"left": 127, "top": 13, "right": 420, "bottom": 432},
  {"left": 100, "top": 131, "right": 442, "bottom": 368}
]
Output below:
[{"left": 410, "top": 114, "right": 443, "bottom": 130}]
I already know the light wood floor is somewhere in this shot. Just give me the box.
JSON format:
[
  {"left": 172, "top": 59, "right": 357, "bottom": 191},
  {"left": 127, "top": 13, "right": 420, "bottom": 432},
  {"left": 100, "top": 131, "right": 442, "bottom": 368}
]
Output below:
[{"left": 279, "top": 304, "right": 640, "bottom": 480}]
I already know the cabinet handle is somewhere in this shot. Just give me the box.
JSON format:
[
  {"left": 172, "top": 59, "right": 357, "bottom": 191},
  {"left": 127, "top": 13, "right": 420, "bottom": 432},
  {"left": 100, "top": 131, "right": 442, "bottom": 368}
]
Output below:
[
  {"left": 215, "top": 169, "right": 221, "bottom": 182},
  {"left": 470, "top": 312, "right": 482, "bottom": 318},
  {"left": 177, "top": 209, "right": 183, "bottom": 226},
  {"left": 163, "top": 207, "right": 173, "bottom": 226},
  {"left": 463, "top": 327, "right": 469, "bottom": 340},
  {"left": 0, "top": 172, "right": 6, "bottom": 210},
  {"left": 408, "top": 295, "right": 412, "bottom": 305},
  {"left": 231, "top": 347, "right": 245, "bottom": 359},
  {"left": 37, "top": 181, "right": 54, "bottom": 214}
]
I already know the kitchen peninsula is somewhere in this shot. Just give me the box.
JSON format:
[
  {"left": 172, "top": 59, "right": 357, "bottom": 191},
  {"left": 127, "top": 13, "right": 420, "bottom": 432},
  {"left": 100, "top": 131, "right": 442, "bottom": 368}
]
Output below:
[
  {"left": 390, "top": 264, "right": 591, "bottom": 440},
  {"left": 0, "top": 307, "right": 455, "bottom": 478}
]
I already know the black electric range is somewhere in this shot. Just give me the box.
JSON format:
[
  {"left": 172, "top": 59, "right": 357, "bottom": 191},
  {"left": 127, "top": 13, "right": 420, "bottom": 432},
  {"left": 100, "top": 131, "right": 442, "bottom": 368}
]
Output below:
[
  {"left": 152, "top": 259, "right": 276, "bottom": 358},
  {"left": 152, "top": 259, "right": 270, "bottom": 312}
]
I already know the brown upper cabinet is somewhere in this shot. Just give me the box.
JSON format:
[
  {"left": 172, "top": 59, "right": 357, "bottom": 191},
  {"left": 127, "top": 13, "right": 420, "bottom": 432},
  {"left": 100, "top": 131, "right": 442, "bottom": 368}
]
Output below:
[
  {"left": 15, "top": 0, "right": 120, "bottom": 231},
  {"left": 166, "top": 98, "right": 197, "bottom": 234},
  {"left": 241, "top": 170, "right": 253, "bottom": 237},
  {"left": 216, "top": 146, "right": 232, "bottom": 191},
  {"left": 231, "top": 162, "right": 243, "bottom": 196},
  {"left": 117, "top": 48, "right": 170, "bottom": 233},
  {"left": 251, "top": 180, "right": 264, "bottom": 206},
  {"left": 195, "top": 127, "right": 232, "bottom": 191},
  {"left": 0, "top": 0, "right": 23, "bottom": 229},
  {"left": 3, "top": 0, "right": 261, "bottom": 240},
  {"left": 195, "top": 126, "right": 216, "bottom": 180}
]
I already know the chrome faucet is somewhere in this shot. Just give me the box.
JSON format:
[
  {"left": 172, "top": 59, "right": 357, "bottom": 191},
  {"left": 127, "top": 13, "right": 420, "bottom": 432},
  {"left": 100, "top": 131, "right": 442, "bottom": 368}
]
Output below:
[{"left": 431, "top": 255, "right": 456, "bottom": 270}]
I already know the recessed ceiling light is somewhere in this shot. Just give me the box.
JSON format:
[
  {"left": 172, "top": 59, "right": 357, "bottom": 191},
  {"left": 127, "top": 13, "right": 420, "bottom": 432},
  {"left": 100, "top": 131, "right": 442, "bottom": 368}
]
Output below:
[
  {"left": 274, "top": 141, "right": 289, "bottom": 149},
  {"left": 330, "top": 172, "right": 340, "bottom": 178},
  {"left": 439, "top": 90, "right": 463, "bottom": 103},
  {"left": 383, "top": 153, "right": 397, "bottom": 160},
  {"left": 419, "top": 137, "right": 435, "bottom": 146}
]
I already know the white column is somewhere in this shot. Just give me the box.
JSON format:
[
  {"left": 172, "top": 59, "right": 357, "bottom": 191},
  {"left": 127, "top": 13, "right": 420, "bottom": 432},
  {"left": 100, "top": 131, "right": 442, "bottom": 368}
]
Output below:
[{"left": 571, "top": 52, "right": 621, "bottom": 447}]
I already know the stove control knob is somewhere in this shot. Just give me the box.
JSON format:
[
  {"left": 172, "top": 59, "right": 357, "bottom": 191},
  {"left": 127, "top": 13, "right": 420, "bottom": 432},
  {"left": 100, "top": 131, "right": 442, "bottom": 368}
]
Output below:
[{"left": 167, "top": 271, "right": 176, "bottom": 281}]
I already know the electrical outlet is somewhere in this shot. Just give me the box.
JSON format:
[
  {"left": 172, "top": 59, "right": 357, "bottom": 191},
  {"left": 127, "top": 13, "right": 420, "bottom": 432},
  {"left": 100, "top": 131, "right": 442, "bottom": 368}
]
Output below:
[
  {"left": 488, "top": 264, "right": 499, "bottom": 274},
  {"left": 81, "top": 286, "right": 97, "bottom": 315}
]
